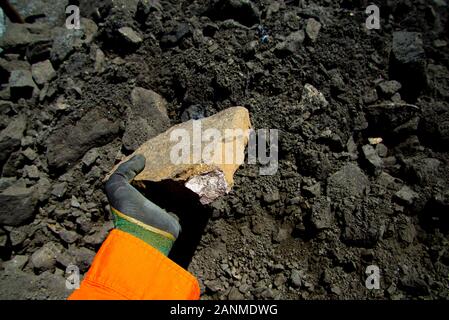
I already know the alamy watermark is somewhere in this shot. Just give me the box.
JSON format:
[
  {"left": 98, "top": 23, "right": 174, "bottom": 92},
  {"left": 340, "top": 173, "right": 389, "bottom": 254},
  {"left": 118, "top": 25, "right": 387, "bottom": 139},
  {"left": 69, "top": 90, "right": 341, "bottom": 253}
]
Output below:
[
  {"left": 65, "top": 5, "right": 81, "bottom": 30},
  {"left": 365, "top": 265, "right": 380, "bottom": 290},
  {"left": 170, "top": 122, "right": 279, "bottom": 176},
  {"left": 65, "top": 264, "right": 80, "bottom": 290},
  {"left": 366, "top": 4, "right": 380, "bottom": 30}
]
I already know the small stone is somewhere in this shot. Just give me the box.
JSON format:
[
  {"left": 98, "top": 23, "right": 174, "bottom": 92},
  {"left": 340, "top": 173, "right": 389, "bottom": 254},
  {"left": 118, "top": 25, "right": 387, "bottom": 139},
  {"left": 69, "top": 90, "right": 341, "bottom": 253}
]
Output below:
[
  {"left": 299, "top": 84, "right": 328, "bottom": 113},
  {"left": 362, "top": 144, "right": 383, "bottom": 175},
  {"left": 271, "top": 263, "right": 285, "bottom": 272},
  {"left": 30, "top": 242, "right": 61, "bottom": 272},
  {"left": 70, "top": 196, "right": 81, "bottom": 208},
  {"left": 118, "top": 27, "right": 143, "bottom": 45},
  {"left": 22, "top": 148, "right": 38, "bottom": 161},
  {"left": 24, "top": 165, "right": 40, "bottom": 179},
  {"left": 94, "top": 49, "right": 106, "bottom": 74},
  {"left": 228, "top": 287, "right": 245, "bottom": 300},
  {"left": 283, "top": 11, "right": 300, "bottom": 30},
  {"left": 9, "top": 229, "right": 27, "bottom": 247},
  {"left": 331, "top": 286, "right": 342, "bottom": 295},
  {"left": 53, "top": 209, "right": 69, "bottom": 221},
  {"left": 304, "top": 281, "right": 314, "bottom": 292},
  {"left": 0, "top": 183, "right": 38, "bottom": 226},
  {"left": 0, "top": 115, "right": 27, "bottom": 167},
  {"left": 87, "top": 166, "right": 102, "bottom": 180},
  {"left": 275, "top": 30, "right": 305, "bottom": 55},
  {"left": 303, "top": 182, "right": 321, "bottom": 198},
  {"left": 208, "top": 43, "right": 219, "bottom": 53},
  {"left": 160, "top": 23, "right": 191, "bottom": 47},
  {"left": 51, "top": 182, "right": 68, "bottom": 199},
  {"left": 368, "top": 137, "right": 383, "bottom": 145},
  {"left": 9, "top": 70, "right": 38, "bottom": 100},
  {"left": 376, "top": 143, "right": 388, "bottom": 157},
  {"left": 31, "top": 60, "right": 56, "bottom": 87},
  {"left": 346, "top": 136, "right": 358, "bottom": 159},
  {"left": 272, "top": 273, "right": 286, "bottom": 287},
  {"left": 377, "top": 80, "right": 402, "bottom": 97},
  {"left": 263, "top": 189, "right": 280, "bottom": 204},
  {"left": 238, "top": 283, "right": 251, "bottom": 294},
  {"left": 76, "top": 216, "right": 92, "bottom": 234},
  {"left": 69, "top": 247, "right": 95, "bottom": 273},
  {"left": 266, "top": 1, "right": 280, "bottom": 19},
  {"left": 272, "top": 226, "right": 290, "bottom": 243},
  {"left": 327, "top": 163, "right": 370, "bottom": 200},
  {"left": 433, "top": 39, "right": 447, "bottom": 48},
  {"left": 395, "top": 186, "right": 419, "bottom": 206},
  {"left": 329, "top": 69, "right": 345, "bottom": 92},
  {"left": 53, "top": 96, "right": 70, "bottom": 111},
  {"left": 3, "top": 255, "right": 29, "bottom": 272},
  {"left": 290, "top": 269, "right": 303, "bottom": 288},
  {"left": 204, "top": 279, "right": 222, "bottom": 293},
  {"left": 260, "top": 288, "right": 275, "bottom": 299},
  {"left": 36, "top": 177, "right": 51, "bottom": 202},
  {"left": 399, "top": 217, "right": 416, "bottom": 244},
  {"left": 21, "top": 136, "right": 35, "bottom": 148},
  {"left": 310, "top": 196, "right": 333, "bottom": 230},
  {"left": 83, "top": 222, "right": 113, "bottom": 247},
  {"left": 363, "top": 88, "right": 378, "bottom": 104},
  {"left": 305, "top": 18, "right": 321, "bottom": 42},
  {"left": 81, "top": 148, "right": 99, "bottom": 167},
  {"left": 55, "top": 250, "right": 73, "bottom": 268},
  {"left": 58, "top": 228, "right": 79, "bottom": 244},
  {"left": 111, "top": 57, "right": 125, "bottom": 65},
  {"left": 0, "top": 115, "right": 27, "bottom": 166},
  {"left": 391, "top": 92, "right": 402, "bottom": 103}
]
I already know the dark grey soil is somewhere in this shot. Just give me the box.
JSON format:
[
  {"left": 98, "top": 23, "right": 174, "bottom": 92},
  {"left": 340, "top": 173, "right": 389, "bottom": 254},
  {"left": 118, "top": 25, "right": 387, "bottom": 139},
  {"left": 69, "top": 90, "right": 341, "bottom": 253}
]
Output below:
[{"left": 0, "top": 0, "right": 449, "bottom": 300}]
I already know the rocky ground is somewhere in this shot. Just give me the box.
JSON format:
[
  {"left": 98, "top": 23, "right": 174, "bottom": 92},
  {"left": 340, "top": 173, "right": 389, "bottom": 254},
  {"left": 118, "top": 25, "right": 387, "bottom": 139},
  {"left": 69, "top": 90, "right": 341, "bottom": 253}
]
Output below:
[{"left": 0, "top": 0, "right": 448, "bottom": 300}]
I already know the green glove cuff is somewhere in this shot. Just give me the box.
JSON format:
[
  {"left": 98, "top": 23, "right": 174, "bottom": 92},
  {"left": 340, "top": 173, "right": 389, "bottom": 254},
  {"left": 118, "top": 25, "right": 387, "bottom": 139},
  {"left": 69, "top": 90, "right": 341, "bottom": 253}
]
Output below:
[{"left": 111, "top": 207, "right": 175, "bottom": 256}]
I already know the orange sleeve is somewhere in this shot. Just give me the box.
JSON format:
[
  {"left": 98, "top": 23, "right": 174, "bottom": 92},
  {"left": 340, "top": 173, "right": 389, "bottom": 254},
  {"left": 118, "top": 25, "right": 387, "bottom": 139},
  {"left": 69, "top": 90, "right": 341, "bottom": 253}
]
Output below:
[{"left": 68, "top": 229, "right": 200, "bottom": 300}]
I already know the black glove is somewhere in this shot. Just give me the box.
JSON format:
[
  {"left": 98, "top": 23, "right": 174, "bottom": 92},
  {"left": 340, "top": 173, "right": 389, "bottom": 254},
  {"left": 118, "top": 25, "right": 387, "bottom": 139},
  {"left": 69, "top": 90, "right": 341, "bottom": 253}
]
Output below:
[{"left": 105, "top": 155, "right": 180, "bottom": 255}]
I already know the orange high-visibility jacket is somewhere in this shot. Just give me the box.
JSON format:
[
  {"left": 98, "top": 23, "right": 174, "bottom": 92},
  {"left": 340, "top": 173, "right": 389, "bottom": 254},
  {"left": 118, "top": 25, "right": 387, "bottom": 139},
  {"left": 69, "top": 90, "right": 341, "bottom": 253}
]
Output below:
[{"left": 69, "top": 229, "right": 200, "bottom": 300}]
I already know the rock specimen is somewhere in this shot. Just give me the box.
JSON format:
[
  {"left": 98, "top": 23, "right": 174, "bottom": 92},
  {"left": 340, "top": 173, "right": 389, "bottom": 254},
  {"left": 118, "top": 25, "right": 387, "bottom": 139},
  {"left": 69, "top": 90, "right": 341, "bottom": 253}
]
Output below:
[{"left": 107, "top": 107, "right": 251, "bottom": 204}]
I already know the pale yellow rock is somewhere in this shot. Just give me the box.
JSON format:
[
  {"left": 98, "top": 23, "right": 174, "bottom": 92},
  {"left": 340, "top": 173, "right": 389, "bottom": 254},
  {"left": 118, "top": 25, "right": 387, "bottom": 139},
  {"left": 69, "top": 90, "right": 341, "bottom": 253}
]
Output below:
[{"left": 107, "top": 107, "right": 252, "bottom": 204}]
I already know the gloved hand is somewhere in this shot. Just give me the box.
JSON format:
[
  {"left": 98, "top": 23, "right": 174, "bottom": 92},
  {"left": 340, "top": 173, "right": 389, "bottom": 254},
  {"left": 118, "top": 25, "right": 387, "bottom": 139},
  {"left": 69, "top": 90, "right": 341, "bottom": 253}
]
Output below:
[{"left": 105, "top": 154, "right": 181, "bottom": 256}]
